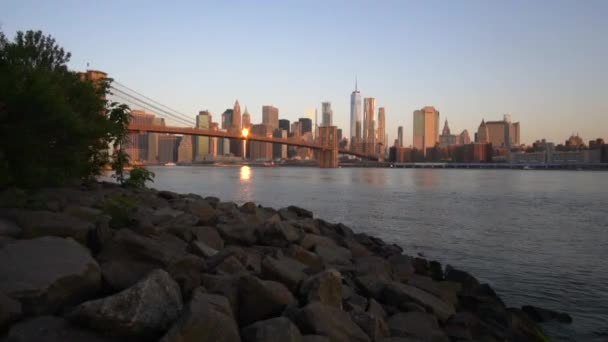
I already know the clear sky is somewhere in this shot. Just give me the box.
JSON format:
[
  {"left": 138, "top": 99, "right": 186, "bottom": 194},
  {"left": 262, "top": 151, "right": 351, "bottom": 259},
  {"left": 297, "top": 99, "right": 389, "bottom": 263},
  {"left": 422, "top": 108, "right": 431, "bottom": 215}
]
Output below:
[{"left": 2, "top": 0, "right": 607, "bottom": 145}]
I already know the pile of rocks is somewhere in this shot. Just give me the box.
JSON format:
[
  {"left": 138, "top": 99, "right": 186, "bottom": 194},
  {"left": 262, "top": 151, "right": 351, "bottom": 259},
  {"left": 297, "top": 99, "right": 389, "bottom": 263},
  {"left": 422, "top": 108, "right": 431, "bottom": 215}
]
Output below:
[{"left": 0, "top": 183, "right": 564, "bottom": 341}]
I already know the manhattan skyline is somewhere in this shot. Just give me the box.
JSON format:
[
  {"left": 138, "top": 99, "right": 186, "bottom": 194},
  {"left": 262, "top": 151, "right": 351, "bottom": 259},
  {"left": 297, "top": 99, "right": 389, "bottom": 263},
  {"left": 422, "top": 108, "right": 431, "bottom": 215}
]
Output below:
[{"left": 2, "top": 0, "right": 607, "bottom": 144}]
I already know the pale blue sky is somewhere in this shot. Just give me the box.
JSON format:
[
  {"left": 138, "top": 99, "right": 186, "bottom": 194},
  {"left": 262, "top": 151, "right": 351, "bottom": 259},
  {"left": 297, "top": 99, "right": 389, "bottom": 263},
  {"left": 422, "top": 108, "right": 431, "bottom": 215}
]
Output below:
[{"left": 2, "top": 0, "right": 607, "bottom": 145}]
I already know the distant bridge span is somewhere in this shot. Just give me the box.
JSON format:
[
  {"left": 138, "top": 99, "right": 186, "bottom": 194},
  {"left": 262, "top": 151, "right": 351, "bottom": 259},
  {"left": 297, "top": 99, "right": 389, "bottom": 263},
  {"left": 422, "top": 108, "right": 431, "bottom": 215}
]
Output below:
[{"left": 127, "top": 123, "right": 376, "bottom": 164}]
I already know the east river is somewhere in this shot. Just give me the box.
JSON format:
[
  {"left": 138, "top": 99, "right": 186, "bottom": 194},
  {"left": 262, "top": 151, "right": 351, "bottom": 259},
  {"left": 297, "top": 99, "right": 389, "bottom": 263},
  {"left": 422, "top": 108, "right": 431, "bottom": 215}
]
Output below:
[{"left": 147, "top": 165, "right": 608, "bottom": 341}]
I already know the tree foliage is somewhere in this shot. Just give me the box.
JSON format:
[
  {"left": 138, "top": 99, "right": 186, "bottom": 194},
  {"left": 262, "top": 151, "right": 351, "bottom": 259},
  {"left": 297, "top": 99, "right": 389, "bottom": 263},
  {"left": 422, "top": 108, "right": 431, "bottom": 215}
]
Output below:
[{"left": 0, "top": 30, "right": 150, "bottom": 188}]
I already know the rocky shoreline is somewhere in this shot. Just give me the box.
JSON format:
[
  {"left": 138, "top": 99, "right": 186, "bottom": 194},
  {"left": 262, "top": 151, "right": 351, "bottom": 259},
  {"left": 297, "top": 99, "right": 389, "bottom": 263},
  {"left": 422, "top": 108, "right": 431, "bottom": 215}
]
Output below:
[{"left": 0, "top": 182, "right": 569, "bottom": 341}]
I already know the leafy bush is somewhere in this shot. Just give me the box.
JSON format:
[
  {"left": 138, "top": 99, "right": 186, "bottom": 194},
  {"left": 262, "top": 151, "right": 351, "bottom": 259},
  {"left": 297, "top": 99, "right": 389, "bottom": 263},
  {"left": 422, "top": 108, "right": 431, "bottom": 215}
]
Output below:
[
  {"left": 102, "top": 193, "right": 138, "bottom": 229},
  {"left": 125, "top": 166, "right": 155, "bottom": 188},
  {"left": 0, "top": 30, "right": 130, "bottom": 188}
]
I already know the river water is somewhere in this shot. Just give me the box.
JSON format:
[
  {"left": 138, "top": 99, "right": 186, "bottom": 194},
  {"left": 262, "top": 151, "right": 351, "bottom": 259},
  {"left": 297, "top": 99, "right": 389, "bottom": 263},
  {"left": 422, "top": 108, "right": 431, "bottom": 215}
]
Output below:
[{"left": 147, "top": 165, "right": 608, "bottom": 341}]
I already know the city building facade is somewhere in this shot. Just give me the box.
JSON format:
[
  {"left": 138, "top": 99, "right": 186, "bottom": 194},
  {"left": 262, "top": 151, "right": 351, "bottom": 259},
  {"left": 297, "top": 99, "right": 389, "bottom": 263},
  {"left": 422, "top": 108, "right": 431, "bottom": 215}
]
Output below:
[{"left": 413, "top": 106, "right": 440, "bottom": 156}]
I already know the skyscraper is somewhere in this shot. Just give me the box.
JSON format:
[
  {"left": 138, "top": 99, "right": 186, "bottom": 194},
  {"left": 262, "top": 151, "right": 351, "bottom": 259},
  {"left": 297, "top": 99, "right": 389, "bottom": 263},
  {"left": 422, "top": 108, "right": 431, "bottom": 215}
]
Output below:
[
  {"left": 439, "top": 119, "right": 457, "bottom": 147},
  {"left": 477, "top": 116, "right": 520, "bottom": 147},
  {"left": 412, "top": 106, "right": 440, "bottom": 156},
  {"left": 363, "top": 97, "right": 376, "bottom": 154},
  {"left": 299, "top": 118, "right": 312, "bottom": 134},
  {"left": 397, "top": 126, "right": 404, "bottom": 147},
  {"left": 279, "top": 119, "right": 290, "bottom": 135},
  {"left": 377, "top": 107, "right": 386, "bottom": 155},
  {"left": 262, "top": 105, "right": 279, "bottom": 130},
  {"left": 195, "top": 111, "right": 212, "bottom": 160},
  {"left": 350, "top": 80, "right": 362, "bottom": 146},
  {"left": 321, "top": 102, "right": 333, "bottom": 127},
  {"left": 232, "top": 100, "right": 241, "bottom": 131},
  {"left": 242, "top": 107, "right": 251, "bottom": 129}
]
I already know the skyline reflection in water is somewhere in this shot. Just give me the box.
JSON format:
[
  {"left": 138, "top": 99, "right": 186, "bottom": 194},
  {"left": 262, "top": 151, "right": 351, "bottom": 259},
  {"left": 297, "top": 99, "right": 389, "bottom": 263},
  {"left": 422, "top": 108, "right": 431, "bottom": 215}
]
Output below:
[{"left": 148, "top": 166, "right": 608, "bottom": 341}]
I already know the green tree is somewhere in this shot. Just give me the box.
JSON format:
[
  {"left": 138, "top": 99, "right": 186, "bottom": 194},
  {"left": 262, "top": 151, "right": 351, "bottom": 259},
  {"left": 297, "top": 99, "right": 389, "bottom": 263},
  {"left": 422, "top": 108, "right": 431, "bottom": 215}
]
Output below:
[{"left": 0, "top": 30, "right": 147, "bottom": 188}]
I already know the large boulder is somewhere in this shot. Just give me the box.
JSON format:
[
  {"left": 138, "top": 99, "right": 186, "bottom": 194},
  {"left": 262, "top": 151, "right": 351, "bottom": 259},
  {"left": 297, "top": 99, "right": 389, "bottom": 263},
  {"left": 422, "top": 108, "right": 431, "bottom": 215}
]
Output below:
[
  {"left": 0, "top": 218, "right": 21, "bottom": 238},
  {"left": 217, "top": 223, "right": 258, "bottom": 246},
  {"left": 299, "top": 234, "right": 337, "bottom": 250},
  {"left": 299, "top": 269, "right": 343, "bottom": 308},
  {"left": 242, "top": 317, "right": 303, "bottom": 342},
  {"left": 4, "top": 316, "right": 115, "bottom": 342},
  {"left": 261, "top": 256, "right": 308, "bottom": 291},
  {"left": 184, "top": 199, "right": 218, "bottom": 225},
  {"left": 389, "top": 255, "right": 415, "bottom": 282},
  {"left": 387, "top": 312, "right": 448, "bottom": 342},
  {"left": 407, "top": 275, "right": 458, "bottom": 306},
  {"left": 355, "top": 256, "right": 392, "bottom": 279},
  {"left": 201, "top": 274, "right": 241, "bottom": 315},
  {"left": 521, "top": 305, "right": 572, "bottom": 324},
  {"left": 0, "top": 237, "right": 101, "bottom": 314},
  {"left": 350, "top": 310, "right": 390, "bottom": 341},
  {"left": 293, "top": 302, "right": 371, "bottom": 342},
  {"left": 287, "top": 205, "right": 313, "bottom": 218},
  {"left": 97, "top": 229, "right": 187, "bottom": 290},
  {"left": 0, "top": 291, "right": 21, "bottom": 330},
  {"left": 355, "top": 275, "right": 389, "bottom": 301},
  {"left": 383, "top": 282, "right": 455, "bottom": 322},
  {"left": 12, "top": 210, "right": 94, "bottom": 244},
  {"left": 238, "top": 275, "right": 297, "bottom": 326},
  {"left": 68, "top": 269, "right": 183, "bottom": 339},
  {"left": 314, "top": 244, "right": 352, "bottom": 266},
  {"left": 166, "top": 254, "right": 206, "bottom": 298},
  {"left": 285, "top": 244, "right": 324, "bottom": 269},
  {"left": 443, "top": 266, "right": 480, "bottom": 293},
  {"left": 160, "top": 289, "right": 240, "bottom": 342},
  {"left": 257, "top": 221, "right": 302, "bottom": 247}
]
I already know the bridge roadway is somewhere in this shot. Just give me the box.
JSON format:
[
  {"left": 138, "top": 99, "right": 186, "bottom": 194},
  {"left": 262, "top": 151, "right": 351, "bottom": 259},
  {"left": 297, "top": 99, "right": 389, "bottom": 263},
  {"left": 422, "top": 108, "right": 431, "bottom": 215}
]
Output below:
[{"left": 127, "top": 123, "right": 374, "bottom": 159}]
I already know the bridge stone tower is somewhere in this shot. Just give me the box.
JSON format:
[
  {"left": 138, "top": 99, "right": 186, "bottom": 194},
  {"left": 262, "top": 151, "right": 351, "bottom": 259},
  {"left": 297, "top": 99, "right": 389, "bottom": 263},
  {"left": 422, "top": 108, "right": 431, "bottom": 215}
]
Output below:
[{"left": 318, "top": 126, "right": 338, "bottom": 168}]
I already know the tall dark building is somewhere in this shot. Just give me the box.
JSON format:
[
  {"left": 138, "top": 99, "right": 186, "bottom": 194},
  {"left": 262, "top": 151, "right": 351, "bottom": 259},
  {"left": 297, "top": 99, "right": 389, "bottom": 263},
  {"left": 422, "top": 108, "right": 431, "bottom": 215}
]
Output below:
[
  {"left": 279, "top": 119, "right": 290, "bottom": 135},
  {"left": 299, "top": 118, "right": 313, "bottom": 134}
]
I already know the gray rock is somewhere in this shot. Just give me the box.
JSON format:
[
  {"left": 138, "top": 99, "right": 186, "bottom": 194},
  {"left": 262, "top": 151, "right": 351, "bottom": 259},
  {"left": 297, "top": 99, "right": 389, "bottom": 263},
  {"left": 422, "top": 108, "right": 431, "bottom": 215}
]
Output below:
[
  {"left": 191, "top": 226, "right": 224, "bottom": 249},
  {"left": 68, "top": 269, "right": 182, "bottom": 339},
  {"left": 344, "top": 292, "right": 368, "bottom": 312},
  {"left": 278, "top": 208, "right": 299, "bottom": 221},
  {"left": 63, "top": 205, "right": 104, "bottom": 222},
  {"left": 299, "top": 269, "right": 343, "bottom": 308},
  {"left": 242, "top": 317, "right": 302, "bottom": 342},
  {"left": 0, "top": 237, "right": 101, "bottom": 314},
  {"left": 355, "top": 256, "right": 392, "bottom": 279},
  {"left": 240, "top": 201, "right": 257, "bottom": 214},
  {"left": 387, "top": 312, "right": 448, "bottom": 342},
  {"left": 201, "top": 274, "right": 241, "bottom": 315},
  {"left": 383, "top": 282, "right": 455, "bottom": 322},
  {"left": 389, "top": 254, "right": 415, "bottom": 282},
  {"left": 302, "top": 335, "right": 330, "bottom": 342},
  {"left": 355, "top": 275, "right": 389, "bottom": 301},
  {"left": 293, "top": 302, "right": 370, "bottom": 342},
  {"left": 0, "top": 236, "right": 15, "bottom": 248},
  {"left": 0, "top": 218, "right": 21, "bottom": 237},
  {"left": 257, "top": 221, "right": 302, "bottom": 247},
  {"left": 166, "top": 254, "right": 206, "bottom": 298},
  {"left": 238, "top": 275, "right": 296, "bottom": 326},
  {"left": 160, "top": 289, "right": 240, "bottom": 342},
  {"left": 184, "top": 199, "right": 218, "bottom": 225},
  {"left": 158, "top": 190, "right": 180, "bottom": 200},
  {"left": 261, "top": 256, "right": 308, "bottom": 291},
  {"left": 345, "top": 239, "right": 373, "bottom": 258},
  {"left": 5, "top": 316, "right": 114, "bottom": 342},
  {"left": 97, "top": 229, "right": 187, "bottom": 290},
  {"left": 189, "top": 240, "right": 218, "bottom": 258},
  {"left": 350, "top": 310, "right": 390, "bottom": 341},
  {"left": 287, "top": 205, "right": 313, "bottom": 218},
  {"left": 13, "top": 210, "right": 94, "bottom": 244},
  {"left": 217, "top": 223, "right": 258, "bottom": 246},
  {"left": 521, "top": 305, "right": 573, "bottom": 324},
  {"left": 407, "top": 275, "right": 458, "bottom": 306},
  {"left": 443, "top": 266, "right": 480, "bottom": 293},
  {"left": 300, "top": 234, "right": 337, "bottom": 250},
  {"left": 215, "top": 255, "right": 247, "bottom": 275},
  {"left": 367, "top": 298, "right": 387, "bottom": 320},
  {"left": 0, "top": 291, "right": 21, "bottom": 330},
  {"left": 314, "top": 244, "right": 352, "bottom": 266},
  {"left": 285, "top": 244, "right": 324, "bottom": 269}
]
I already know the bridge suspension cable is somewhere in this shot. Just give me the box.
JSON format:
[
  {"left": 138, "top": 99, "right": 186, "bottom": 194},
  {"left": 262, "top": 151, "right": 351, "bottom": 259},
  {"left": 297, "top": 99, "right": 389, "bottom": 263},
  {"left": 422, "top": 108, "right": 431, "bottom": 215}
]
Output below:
[
  {"left": 111, "top": 81, "right": 194, "bottom": 123},
  {"left": 109, "top": 87, "right": 195, "bottom": 127},
  {"left": 108, "top": 81, "right": 196, "bottom": 127}
]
